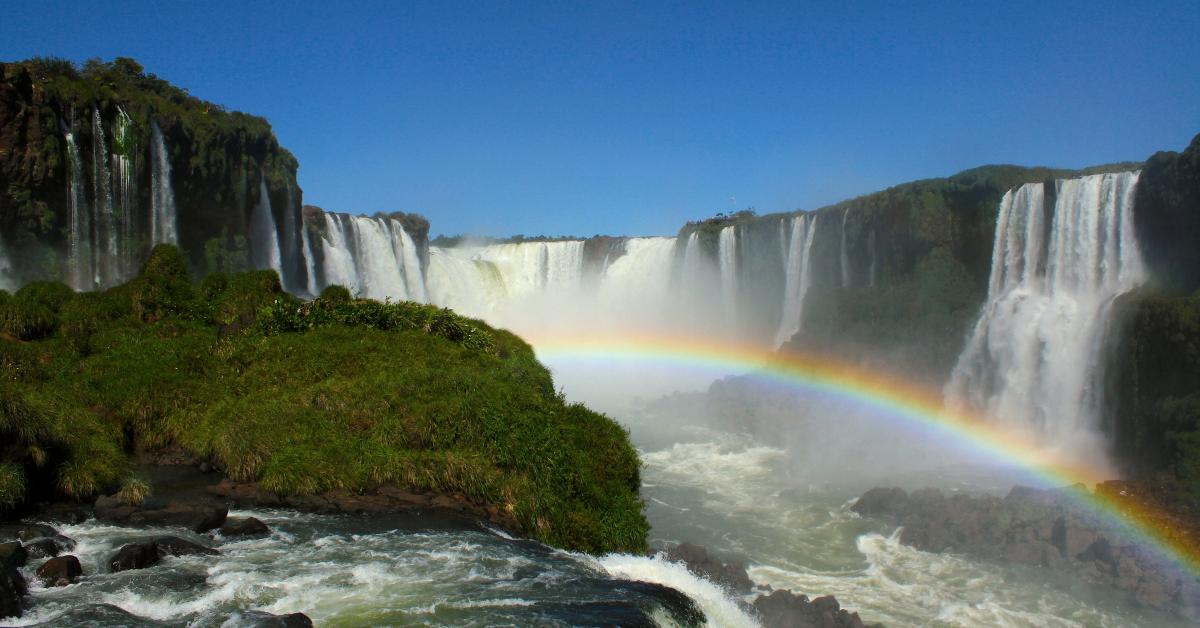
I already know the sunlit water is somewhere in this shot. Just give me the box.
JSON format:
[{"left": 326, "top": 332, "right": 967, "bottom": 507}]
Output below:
[{"left": 4, "top": 415, "right": 1188, "bottom": 627}]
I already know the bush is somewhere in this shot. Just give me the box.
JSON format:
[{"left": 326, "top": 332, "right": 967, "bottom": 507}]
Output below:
[
  {"left": 130, "top": 245, "right": 197, "bottom": 322},
  {"left": 318, "top": 284, "right": 352, "bottom": 302},
  {"left": 14, "top": 281, "right": 75, "bottom": 312},
  {"left": 0, "top": 300, "right": 58, "bottom": 340}
]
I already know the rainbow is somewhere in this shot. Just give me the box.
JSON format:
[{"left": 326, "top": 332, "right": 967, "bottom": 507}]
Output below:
[{"left": 531, "top": 332, "right": 1200, "bottom": 576}]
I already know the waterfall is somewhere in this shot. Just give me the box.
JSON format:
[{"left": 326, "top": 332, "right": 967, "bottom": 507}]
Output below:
[
  {"left": 64, "top": 127, "right": 93, "bottom": 290},
  {"left": 112, "top": 106, "right": 138, "bottom": 280},
  {"left": 840, "top": 208, "right": 851, "bottom": 288},
  {"left": 0, "top": 236, "right": 14, "bottom": 292},
  {"left": 718, "top": 225, "right": 739, "bottom": 324},
  {"left": 300, "top": 217, "right": 320, "bottom": 296},
  {"left": 149, "top": 121, "right": 178, "bottom": 246},
  {"left": 774, "top": 213, "right": 818, "bottom": 348},
  {"left": 426, "top": 248, "right": 508, "bottom": 317},
  {"left": 249, "top": 178, "right": 283, "bottom": 276},
  {"left": 310, "top": 212, "right": 425, "bottom": 302},
  {"left": 945, "top": 172, "right": 1146, "bottom": 449},
  {"left": 91, "top": 107, "right": 117, "bottom": 288}
]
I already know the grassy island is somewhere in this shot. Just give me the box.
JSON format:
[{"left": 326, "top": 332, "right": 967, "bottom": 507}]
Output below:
[{"left": 0, "top": 245, "right": 648, "bottom": 554}]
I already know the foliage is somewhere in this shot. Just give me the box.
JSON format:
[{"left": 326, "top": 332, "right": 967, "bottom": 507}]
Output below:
[{"left": 0, "top": 246, "right": 647, "bottom": 553}]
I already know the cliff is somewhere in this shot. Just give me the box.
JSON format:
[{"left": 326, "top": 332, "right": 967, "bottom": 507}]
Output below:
[{"left": 0, "top": 57, "right": 306, "bottom": 291}]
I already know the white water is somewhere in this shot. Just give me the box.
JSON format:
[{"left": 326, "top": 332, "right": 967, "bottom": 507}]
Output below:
[
  {"left": 299, "top": 218, "right": 320, "bottom": 296},
  {"left": 149, "top": 122, "right": 177, "bottom": 246},
  {"left": 311, "top": 212, "right": 425, "bottom": 301},
  {"left": 774, "top": 213, "right": 819, "bottom": 348},
  {"left": 840, "top": 208, "right": 851, "bottom": 288},
  {"left": 91, "top": 107, "right": 118, "bottom": 288},
  {"left": 248, "top": 178, "right": 283, "bottom": 276},
  {"left": 718, "top": 226, "right": 740, "bottom": 325},
  {"left": 0, "top": 237, "right": 14, "bottom": 291},
  {"left": 946, "top": 172, "right": 1146, "bottom": 455},
  {"left": 63, "top": 128, "right": 93, "bottom": 290}
]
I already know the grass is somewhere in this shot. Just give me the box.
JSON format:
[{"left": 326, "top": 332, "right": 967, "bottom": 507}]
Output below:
[{"left": 0, "top": 245, "right": 648, "bottom": 553}]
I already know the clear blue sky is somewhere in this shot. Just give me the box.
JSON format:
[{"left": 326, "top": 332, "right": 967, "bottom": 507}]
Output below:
[{"left": 4, "top": 1, "right": 1198, "bottom": 238}]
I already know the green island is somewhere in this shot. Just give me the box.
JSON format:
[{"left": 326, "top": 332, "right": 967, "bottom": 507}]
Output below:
[{"left": 0, "top": 244, "right": 648, "bottom": 554}]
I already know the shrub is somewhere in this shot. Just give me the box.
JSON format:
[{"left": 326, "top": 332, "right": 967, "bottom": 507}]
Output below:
[
  {"left": 319, "top": 284, "right": 352, "bottom": 302},
  {"left": 0, "top": 300, "right": 58, "bottom": 340}
]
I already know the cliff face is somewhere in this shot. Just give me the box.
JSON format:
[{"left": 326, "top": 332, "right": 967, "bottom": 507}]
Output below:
[
  {"left": 0, "top": 58, "right": 306, "bottom": 291},
  {"left": 1134, "top": 133, "right": 1200, "bottom": 293}
]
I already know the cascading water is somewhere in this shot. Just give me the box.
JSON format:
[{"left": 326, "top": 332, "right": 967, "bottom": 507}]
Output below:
[
  {"left": 718, "top": 225, "right": 739, "bottom": 325},
  {"left": 249, "top": 178, "right": 283, "bottom": 277},
  {"left": 310, "top": 212, "right": 425, "bottom": 302},
  {"left": 149, "top": 121, "right": 178, "bottom": 246},
  {"left": 840, "top": 208, "right": 851, "bottom": 288},
  {"left": 945, "top": 172, "right": 1147, "bottom": 451},
  {"left": 300, "top": 218, "right": 320, "bottom": 296},
  {"left": 91, "top": 107, "right": 118, "bottom": 288},
  {"left": 0, "top": 236, "right": 14, "bottom": 292},
  {"left": 63, "top": 126, "right": 93, "bottom": 290},
  {"left": 774, "top": 213, "right": 818, "bottom": 348},
  {"left": 111, "top": 107, "right": 138, "bottom": 281}
]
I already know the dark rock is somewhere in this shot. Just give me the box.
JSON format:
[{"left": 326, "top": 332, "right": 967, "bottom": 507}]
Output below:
[
  {"left": 96, "top": 493, "right": 228, "bottom": 534},
  {"left": 23, "top": 537, "right": 67, "bottom": 559},
  {"left": 108, "top": 541, "right": 160, "bottom": 572},
  {"left": 219, "top": 517, "right": 270, "bottom": 537},
  {"left": 752, "top": 589, "right": 868, "bottom": 628},
  {"left": 0, "top": 524, "right": 58, "bottom": 543},
  {"left": 28, "top": 502, "right": 91, "bottom": 524},
  {"left": 0, "top": 542, "right": 27, "bottom": 570},
  {"left": 851, "top": 487, "right": 909, "bottom": 517},
  {"left": 663, "top": 542, "right": 753, "bottom": 593},
  {"left": 233, "top": 610, "right": 315, "bottom": 627},
  {"left": 35, "top": 555, "right": 82, "bottom": 587},
  {"left": 0, "top": 565, "right": 24, "bottom": 619},
  {"left": 154, "top": 536, "right": 219, "bottom": 558}
]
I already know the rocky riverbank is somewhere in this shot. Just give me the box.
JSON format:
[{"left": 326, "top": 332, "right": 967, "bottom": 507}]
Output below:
[{"left": 852, "top": 484, "right": 1200, "bottom": 618}]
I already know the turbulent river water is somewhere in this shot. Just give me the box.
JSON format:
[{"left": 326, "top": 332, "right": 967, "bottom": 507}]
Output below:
[{"left": 6, "top": 404, "right": 1189, "bottom": 627}]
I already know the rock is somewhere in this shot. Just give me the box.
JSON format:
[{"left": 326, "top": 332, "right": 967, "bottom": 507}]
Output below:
[
  {"left": 108, "top": 541, "right": 160, "bottom": 572},
  {"left": 752, "top": 589, "right": 868, "bottom": 628},
  {"left": 233, "top": 610, "right": 315, "bottom": 627},
  {"left": 1051, "top": 517, "right": 1097, "bottom": 559},
  {"left": 35, "top": 555, "right": 83, "bottom": 587},
  {"left": 154, "top": 536, "right": 219, "bottom": 558},
  {"left": 0, "top": 523, "right": 59, "bottom": 543},
  {"left": 0, "top": 543, "right": 27, "bottom": 570},
  {"left": 29, "top": 502, "right": 91, "bottom": 524},
  {"left": 664, "top": 542, "right": 753, "bottom": 593},
  {"left": 96, "top": 493, "right": 228, "bottom": 534},
  {"left": 0, "top": 565, "right": 24, "bottom": 619},
  {"left": 851, "top": 487, "right": 909, "bottom": 517},
  {"left": 219, "top": 517, "right": 270, "bottom": 537},
  {"left": 23, "top": 537, "right": 68, "bottom": 559}
]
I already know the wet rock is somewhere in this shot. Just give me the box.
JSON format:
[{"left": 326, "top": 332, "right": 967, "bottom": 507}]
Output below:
[
  {"left": 28, "top": 502, "right": 91, "bottom": 525},
  {"left": 23, "top": 536, "right": 74, "bottom": 559},
  {"left": 154, "top": 536, "right": 219, "bottom": 558},
  {"left": 95, "top": 493, "right": 227, "bottom": 533},
  {"left": 35, "top": 555, "right": 82, "bottom": 587},
  {"left": 233, "top": 610, "right": 315, "bottom": 627},
  {"left": 0, "top": 523, "right": 59, "bottom": 543},
  {"left": 851, "top": 487, "right": 909, "bottom": 517},
  {"left": 219, "top": 516, "right": 270, "bottom": 537},
  {"left": 1051, "top": 517, "right": 1097, "bottom": 559},
  {"left": 752, "top": 589, "right": 869, "bottom": 628},
  {"left": 663, "top": 542, "right": 753, "bottom": 593},
  {"left": 0, "top": 565, "right": 24, "bottom": 619},
  {"left": 108, "top": 541, "right": 160, "bottom": 572},
  {"left": 0, "top": 542, "right": 27, "bottom": 570}
]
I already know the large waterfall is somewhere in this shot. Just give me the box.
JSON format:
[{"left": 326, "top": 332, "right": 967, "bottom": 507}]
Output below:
[
  {"left": 91, "top": 107, "right": 119, "bottom": 288},
  {"left": 309, "top": 212, "right": 426, "bottom": 302},
  {"left": 64, "top": 127, "right": 93, "bottom": 290},
  {"left": 149, "top": 121, "right": 178, "bottom": 246},
  {"left": 774, "top": 213, "right": 819, "bottom": 348},
  {"left": 249, "top": 178, "right": 283, "bottom": 276},
  {"left": 946, "top": 172, "right": 1147, "bottom": 451}
]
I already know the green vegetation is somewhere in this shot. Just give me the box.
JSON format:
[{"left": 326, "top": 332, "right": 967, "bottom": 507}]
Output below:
[
  {"left": 0, "top": 245, "right": 648, "bottom": 554},
  {"left": 1112, "top": 289, "right": 1200, "bottom": 493}
]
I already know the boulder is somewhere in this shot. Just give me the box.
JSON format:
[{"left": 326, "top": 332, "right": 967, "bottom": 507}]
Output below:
[
  {"left": 0, "top": 565, "right": 24, "bottom": 619},
  {"left": 233, "top": 610, "right": 315, "bottom": 627},
  {"left": 35, "top": 555, "right": 83, "bottom": 587},
  {"left": 752, "top": 589, "right": 868, "bottom": 628},
  {"left": 0, "top": 523, "right": 59, "bottom": 543},
  {"left": 96, "top": 493, "right": 228, "bottom": 534},
  {"left": 108, "top": 541, "right": 160, "bottom": 572},
  {"left": 663, "top": 542, "right": 753, "bottom": 593},
  {"left": 0, "top": 542, "right": 27, "bottom": 570},
  {"left": 851, "top": 487, "right": 909, "bottom": 517},
  {"left": 154, "top": 536, "right": 219, "bottom": 558},
  {"left": 23, "top": 537, "right": 64, "bottom": 559},
  {"left": 219, "top": 516, "right": 270, "bottom": 537}
]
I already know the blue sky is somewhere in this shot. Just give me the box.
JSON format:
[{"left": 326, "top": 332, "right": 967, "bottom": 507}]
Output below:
[{"left": 3, "top": 1, "right": 1198, "bottom": 238}]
